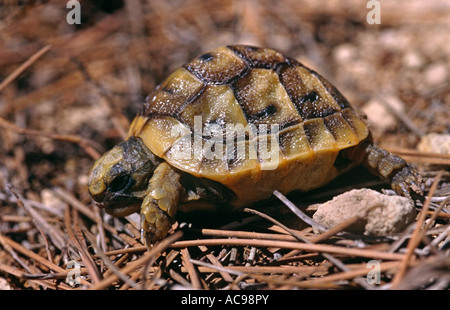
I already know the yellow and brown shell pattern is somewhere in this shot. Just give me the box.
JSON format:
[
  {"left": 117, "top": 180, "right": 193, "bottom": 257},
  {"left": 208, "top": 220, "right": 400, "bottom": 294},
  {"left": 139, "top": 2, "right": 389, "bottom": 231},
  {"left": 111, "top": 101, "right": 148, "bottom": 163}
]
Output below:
[{"left": 128, "top": 45, "right": 369, "bottom": 203}]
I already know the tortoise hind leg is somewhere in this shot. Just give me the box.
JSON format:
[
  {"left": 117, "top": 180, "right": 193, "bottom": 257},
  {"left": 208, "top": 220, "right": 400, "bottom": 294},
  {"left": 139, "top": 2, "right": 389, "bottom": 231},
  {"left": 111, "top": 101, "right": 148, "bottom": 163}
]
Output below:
[
  {"left": 363, "top": 143, "right": 422, "bottom": 197},
  {"left": 140, "top": 162, "right": 182, "bottom": 245},
  {"left": 344, "top": 140, "right": 422, "bottom": 197}
]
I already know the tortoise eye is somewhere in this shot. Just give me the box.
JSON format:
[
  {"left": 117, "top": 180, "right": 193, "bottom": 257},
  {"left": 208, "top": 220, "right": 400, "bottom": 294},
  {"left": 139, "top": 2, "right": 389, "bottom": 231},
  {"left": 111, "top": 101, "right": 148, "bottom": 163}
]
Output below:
[{"left": 108, "top": 175, "right": 134, "bottom": 193}]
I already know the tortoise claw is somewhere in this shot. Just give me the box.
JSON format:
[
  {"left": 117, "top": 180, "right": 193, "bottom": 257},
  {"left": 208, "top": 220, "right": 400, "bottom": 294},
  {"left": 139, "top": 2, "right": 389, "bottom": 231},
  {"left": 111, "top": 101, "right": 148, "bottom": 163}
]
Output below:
[
  {"left": 140, "top": 204, "right": 172, "bottom": 246},
  {"left": 391, "top": 165, "right": 423, "bottom": 198}
]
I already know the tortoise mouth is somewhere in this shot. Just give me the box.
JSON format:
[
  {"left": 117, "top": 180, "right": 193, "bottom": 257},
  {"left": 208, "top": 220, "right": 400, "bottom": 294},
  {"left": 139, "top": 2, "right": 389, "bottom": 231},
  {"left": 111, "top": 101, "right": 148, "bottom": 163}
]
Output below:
[{"left": 96, "top": 200, "right": 141, "bottom": 217}]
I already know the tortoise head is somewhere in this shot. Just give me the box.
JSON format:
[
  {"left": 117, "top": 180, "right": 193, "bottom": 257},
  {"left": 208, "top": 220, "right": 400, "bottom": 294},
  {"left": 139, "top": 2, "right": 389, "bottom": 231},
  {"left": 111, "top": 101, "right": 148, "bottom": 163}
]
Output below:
[{"left": 88, "top": 136, "right": 160, "bottom": 217}]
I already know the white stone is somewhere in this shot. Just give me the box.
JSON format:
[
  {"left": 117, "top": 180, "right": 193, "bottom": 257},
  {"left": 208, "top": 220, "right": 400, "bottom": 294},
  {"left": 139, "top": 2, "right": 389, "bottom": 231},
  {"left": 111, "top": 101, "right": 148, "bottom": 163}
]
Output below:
[
  {"left": 417, "top": 133, "right": 450, "bottom": 154},
  {"left": 424, "top": 63, "right": 447, "bottom": 87},
  {"left": 312, "top": 189, "right": 416, "bottom": 236},
  {"left": 362, "top": 99, "right": 396, "bottom": 131}
]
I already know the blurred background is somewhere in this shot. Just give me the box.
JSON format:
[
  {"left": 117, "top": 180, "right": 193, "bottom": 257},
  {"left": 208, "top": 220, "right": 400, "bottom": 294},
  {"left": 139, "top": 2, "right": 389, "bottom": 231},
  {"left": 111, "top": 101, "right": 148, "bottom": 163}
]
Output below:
[{"left": 0, "top": 0, "right": 448, "bottom": 290}]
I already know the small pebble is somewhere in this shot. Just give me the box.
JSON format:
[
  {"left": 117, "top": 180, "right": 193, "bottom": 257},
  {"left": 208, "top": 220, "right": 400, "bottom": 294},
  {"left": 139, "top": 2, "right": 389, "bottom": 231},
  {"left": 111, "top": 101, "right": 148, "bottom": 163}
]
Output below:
[
  {"left": 312, "top": 189, "right": 416, "bottom": 236},
  {"left": 424, "top": 63, "right": 447, "bottom": 87},
  {"left": 417, "top": 133, "right": 450, "bottom": 154}
]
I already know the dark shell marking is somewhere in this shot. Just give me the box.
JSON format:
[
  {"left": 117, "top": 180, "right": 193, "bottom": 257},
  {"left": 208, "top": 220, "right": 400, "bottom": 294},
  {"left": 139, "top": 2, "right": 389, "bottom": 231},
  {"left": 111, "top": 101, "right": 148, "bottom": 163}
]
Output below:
[{"left": 139, "top": 45, "right": 368, "bottom": 172}]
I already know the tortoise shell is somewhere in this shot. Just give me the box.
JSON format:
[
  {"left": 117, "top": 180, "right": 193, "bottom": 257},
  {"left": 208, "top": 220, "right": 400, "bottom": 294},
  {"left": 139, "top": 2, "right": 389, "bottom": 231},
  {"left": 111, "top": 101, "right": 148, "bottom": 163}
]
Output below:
[{"left": 127, "top": 45, "right": 369, "bottom": 206}]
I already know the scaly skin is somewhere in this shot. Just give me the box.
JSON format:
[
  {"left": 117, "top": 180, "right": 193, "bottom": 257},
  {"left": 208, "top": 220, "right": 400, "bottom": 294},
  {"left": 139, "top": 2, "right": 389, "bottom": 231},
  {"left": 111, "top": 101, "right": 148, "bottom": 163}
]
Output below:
[
  {"left": 140, "top": 162, "right": 181, "bottom": 244},
  {"left": 343, "top": 137, "right": 422, "bottom": 197}
]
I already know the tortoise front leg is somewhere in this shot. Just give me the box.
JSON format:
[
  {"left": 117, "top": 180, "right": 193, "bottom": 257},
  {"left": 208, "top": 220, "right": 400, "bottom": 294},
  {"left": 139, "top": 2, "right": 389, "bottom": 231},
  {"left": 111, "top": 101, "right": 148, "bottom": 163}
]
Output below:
[{"left": 140, "top": 162, "right": 182, "bottom": 245}]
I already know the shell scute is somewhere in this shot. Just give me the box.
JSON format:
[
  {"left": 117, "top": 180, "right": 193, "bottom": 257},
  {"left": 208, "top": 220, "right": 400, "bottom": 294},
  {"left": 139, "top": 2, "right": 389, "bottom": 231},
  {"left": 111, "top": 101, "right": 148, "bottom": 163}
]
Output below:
[
  {"left": 138, "top": 116, "right": 190, "bottom": 158},
  {"left": 226, "top": 139, "right": 259, "bottom": 174},
  {"left": 184, "top": 46, "right": 247, "bottom": 84},
  {"left": 178, "top": 84, "right": 247, "bottom": 134},
  {"left": 278, "top": 124, "right": 314, "bottom": 159},
  {"left": 303, "top": 118, "right": 337, "bottom": 151},
  {"left": 232, "top": 68, "right": 301, "bottom": 129},
  {"left": 279, "top": 64, "right": 342, "bottom": 120},
  {"left": 133, "top": 45, "right": 369, "bottom": 182},
  {"left": 340, "top": 108, "right": 369, "bottom": 141},
  {"left": 143, "top": 67, "right": 204, "bottom": 116},
  {"left": 228, "top": 45, "right": 286, "bottom": 69},
  {"left": 323, "top": 113, "right": 360, "bottom": 148}
]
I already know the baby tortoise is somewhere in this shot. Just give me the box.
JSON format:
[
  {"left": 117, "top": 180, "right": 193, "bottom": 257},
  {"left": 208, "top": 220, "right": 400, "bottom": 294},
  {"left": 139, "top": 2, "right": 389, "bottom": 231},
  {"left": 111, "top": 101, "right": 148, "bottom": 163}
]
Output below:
[{"left": 88, "top": 45, "right": 421, "bottom": 244}]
